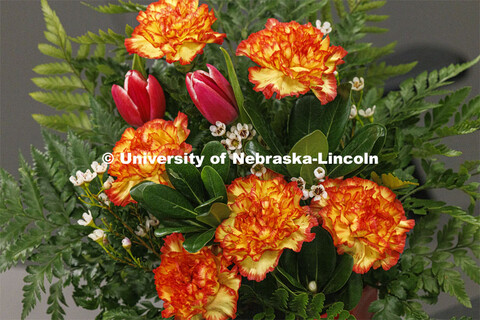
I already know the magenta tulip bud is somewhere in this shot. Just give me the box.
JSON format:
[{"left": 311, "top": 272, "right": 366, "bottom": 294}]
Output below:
[
  {"left": 111, "top": 70, "right": 166, "bottom": 127},
  {"left": 186, "top": 64, "right": 238, "bottom": 125}
]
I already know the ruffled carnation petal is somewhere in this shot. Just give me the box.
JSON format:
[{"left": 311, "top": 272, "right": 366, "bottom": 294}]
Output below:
[
  {"left": 154, "top": 233, "right": 240, "bottom": 320},
  {"left": 236, "top": 19, "right": 346, "bottom": 103},
  {"left": 105, "top": 112, "right": 191, "bottom": 206},
  {"left": 312, "top": 177, "right": 415, "bottom": 274},
  {"left": 125, "top": 0, "right": 225, "bottom": 65},
  {"left": 216, "top": 175, "right": 318, "bottom": 281}
]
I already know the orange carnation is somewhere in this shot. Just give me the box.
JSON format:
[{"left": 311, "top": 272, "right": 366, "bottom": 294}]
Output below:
[
  {"left": 215, "top": 174, "right": 318, "bottom": 281},
  {"left": 125, "top": 0, "right": 226, "bottom": 65},
  {"left": 312, "top": 177, "right": 415, "bottom": 274},
  {"left": 236, "top": 18, "right": 347, "bottom": 104},
  {"left": 105, "top": 112, "right": 191, "bottom": 206},
  {"left": 154, "top": 233, "right": 241, "bottom": 320}
]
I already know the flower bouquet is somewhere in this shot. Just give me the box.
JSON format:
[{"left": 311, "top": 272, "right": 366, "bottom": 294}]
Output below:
[{"left": 1, "top": 0, "right": 479, "bottom": 319}]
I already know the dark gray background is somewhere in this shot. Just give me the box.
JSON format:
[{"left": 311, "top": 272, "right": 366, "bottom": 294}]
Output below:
[{"left": 0, "top": 0, "right": 479, "bottom": 319}]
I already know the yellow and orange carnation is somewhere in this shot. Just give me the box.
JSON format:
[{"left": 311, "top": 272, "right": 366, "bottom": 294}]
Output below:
[
  {"left": 105, "top": 112, "right": 191, "bottom": 206},
  {"left": 154, "top": 233, "right": 241, "bottom": 320},
  {"left": 311, "top": 177, "right": 415, "bottom": 274},
  {"left": 215, "top": 174, "right": 318, "bottom": 281},
  {"left": 236, "top": 18, "right": 347, "bottom": 104},
  {"left": 125, "top": 0, "right": 226, "bottom": 65}
]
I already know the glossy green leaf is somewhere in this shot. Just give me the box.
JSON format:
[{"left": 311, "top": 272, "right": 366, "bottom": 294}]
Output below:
[
  {"left": 194, "top": 196, "right": 224, "bottom": 215},
  {"left": 132, "top": 54, "right": 146, "bottom": 78},
  {"left": 244, "top": 140, "right": 289, "bottom": 175},
  {"left": 337, "top": 273, "right": 363, "bottom": 310},
  {"left": 243, "top": 102, "right": 286, "bottom": 155},
  {"left": 166, "top": 162, "right": 205, "bottom": 205},
  {"left": 220, "top": 47, "right": 246, "bottom": 122},
  {"left": 201, "top": 141, "right": 230, "bottom": 182},
  {"left": 201, "top": 166, "right": 227, "bottom": 203},
  {"left": 183, "top": 229, "right": 216, "bottom": 253},
  {"left": 142, "top": 184, "right": 197, "bottom": 219},
  {"left": 154, "top": 225, "right": 206, "bottom": 238},
  {"left": 322, "top": 254, "right": 354, "bottom": 294},
  {"left": 327, "top": 124, "right": 386, "bottom": 178},
  {"left": 298, "top": 227, "right": 336, "bottom": 289},
  {"left": 289, "top": 95, "right": 349, "bottom": 152},
  {"left": 287, "top": 130, "right": 328, "bottom": 178},
  {"left": 129, "top": 181, "right": 156, "bottom": 203},
  {"left": 196, "top": 203, "right": 231, "bottom": 227},
  {"left": 276, "top": 266, "right": 306, "bottom": 290}
]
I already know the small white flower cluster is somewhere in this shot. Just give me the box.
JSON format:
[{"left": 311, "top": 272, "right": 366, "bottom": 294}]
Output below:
[
  {"left": 250, "top": 163, "right": 267, "bottom": 177},
  {"left": 211, "top": 123, "right": 256, "bottom": 159},
  {"left": 358, "top": 105, "right": 376, "bottom": 118},
  {"left": 135, "top": 214, "right": 160, "bottom": 237},
  {"left": 347, "top": 77, "right": 376, "bottom": 119},
  {"left": 69, "top": 161, "right": 109, "bottom": 187},
  {"left": 291, "top": 167, "right": 328, "bottom": 201},
  {"left": 349, "top": 77, "right": 364, "bottom": 91},
  {"left": 69, "top": 169, "right": 96, "bottom": 186},
  {"left": 315, "top": 20, "right": 332, "bottom": 34}
]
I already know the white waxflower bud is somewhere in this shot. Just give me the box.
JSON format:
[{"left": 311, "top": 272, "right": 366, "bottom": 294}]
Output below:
[
  {"left": 291, "top": 177, "right": 306, "bottom": 190},
  {"left": 146, "top": 214, "right": 160, "bottom": 230},
  {"left": 251, "top": 163, "right": 267, "bottom": 177},
  {"left": 98, "top": 193, "right": 110, "bottom": 206},
  {"left": 210, "top": 121, "right": 226, "bottom": 137},
  {"left": 83, "top": 169, "right": 97, "bottom": 183},
  {"left": 91, "top": 161, "right": 108, "bottom": 174},
  {"left": 314, "top": 167, "right": 326, "bottom": 180},
  {"left": 225, "top": 132, "right": 242, "bottom": 150},
  {"left": 135, "top": 225, "right": 147, "bottom": 237},
  {"left": 103, "top": 176, "right": 114, "bottom": 190},
  {"left": 358, "top": 105, "right": 376, "bottom": 118},
  {"left": 308, "top": 281, "right": 317, "bottom": 293},
  {"left": 122, "top": 237, "right": 132, "bottom": 250},
  {"left": 349, "top": 104, "right": 358, "bottom": 119},
  {"left": 70, "top": 170, "right": 86, "bottom": 186},
  {"left": 77, "top": 210, "right": 95, "bottom": 227},
  {"left": 309, "top": 185, "right": 327, "bottom": 200},
  {"left": 349, "top": 77, "right": 365, "bottom": 91},
  {"left": 88, "top": 229, "right": 105, "bottom": 243}
]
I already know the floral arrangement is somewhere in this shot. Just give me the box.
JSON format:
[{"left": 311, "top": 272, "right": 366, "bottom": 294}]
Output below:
[{"left": 1, "top": 0, "right": 479, "bottom": 319}]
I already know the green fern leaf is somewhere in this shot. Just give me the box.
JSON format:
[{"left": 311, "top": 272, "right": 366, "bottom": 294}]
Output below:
[
  {"left": 46, "top": 280, "right": 67, "bottom": 320},
  {"left": 270, "top": 288, "right": 289, "bottom": 309},
  {"left": 71, "top": 29, "right": 125, "bottom": 46},
  {"left": 32, "top": 112, "right": 92, "bottom": 137},
  {"left": 289, "top": 292, "right": 308, "bottom": 318},
  {"left": 355, "top": 1, "right": 386, "bottom": 12},
  {"left": 82, "top": 0, "right": 147, "bottom": 14},
  {"left": 31, "top": 75, "right": 86, "bottom": 92},
  {"left": 33, "top": 62, "right": 72, "bottom": 75},
  {"left": 30, "top": 92, "right": 90, "bottom": 112},
  {"left": 437, "top": 268, "right": 471, "bottom": 308}
]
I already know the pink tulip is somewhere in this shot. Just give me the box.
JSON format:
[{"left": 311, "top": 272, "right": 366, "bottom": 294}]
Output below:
[
  {"left": 111, "top": 70, "right": 166, "bottom": 127},
  {"left": 186, "top": 64, "right": 238, "bottom": 124}
]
